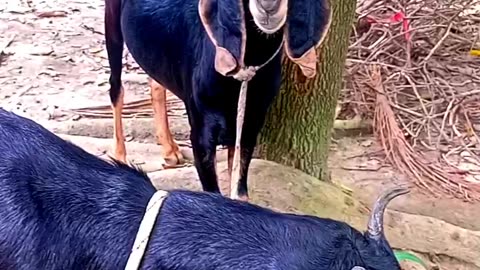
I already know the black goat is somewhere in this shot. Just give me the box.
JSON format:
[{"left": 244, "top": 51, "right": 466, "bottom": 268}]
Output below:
[
  {"left": 105, "top": 0, "right": 331, "bottom": 200},
  {"left": 0, "top": 108, "right": 404, "bottom": 269}
]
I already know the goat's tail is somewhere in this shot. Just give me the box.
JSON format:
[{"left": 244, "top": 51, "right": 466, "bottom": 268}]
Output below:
[{"left": 105, "top": 0, "right": 124, "bottom": 105}]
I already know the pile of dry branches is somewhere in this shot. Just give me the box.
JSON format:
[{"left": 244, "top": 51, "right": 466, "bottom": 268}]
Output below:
[{"left": 342, "top": 0, "right": 480, "bottom": 200}]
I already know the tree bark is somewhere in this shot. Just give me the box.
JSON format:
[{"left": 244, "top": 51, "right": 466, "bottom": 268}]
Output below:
[{"left": 257, "top": 0, "right": 356, "bottom": 181}]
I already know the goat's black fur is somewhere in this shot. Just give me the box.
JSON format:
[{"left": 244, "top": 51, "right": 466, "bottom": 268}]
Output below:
[
  {"left": 106, "top": 0, "right": 284, "bottom": 197},
  {"left": 0, "top": 109, "right": 401, "bottom": 269}
]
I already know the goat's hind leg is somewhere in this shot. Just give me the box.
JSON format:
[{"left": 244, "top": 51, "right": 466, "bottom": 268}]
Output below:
[
  {"left": 105, "top": 0, "right": 127, "bottom": 163},
  {"left": 149, "top": 78, "right": 184, "bottom": 167}
]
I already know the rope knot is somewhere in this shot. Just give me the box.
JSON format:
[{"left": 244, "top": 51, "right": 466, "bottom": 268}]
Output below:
[{"left": 233, "top": 66, "right": 258, "bottom": 82}]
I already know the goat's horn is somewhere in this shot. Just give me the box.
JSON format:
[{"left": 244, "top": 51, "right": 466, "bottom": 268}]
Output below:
[{"left": 366, "top": 187, "right": 410, "bottom": 241}]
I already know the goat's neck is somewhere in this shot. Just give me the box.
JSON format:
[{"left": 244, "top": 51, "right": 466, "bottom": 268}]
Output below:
[{"left": 243, "top": 4, "right": 284, "bottom": 66}]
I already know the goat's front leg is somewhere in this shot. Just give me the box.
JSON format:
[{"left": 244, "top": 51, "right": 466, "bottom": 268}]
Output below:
[
  {"left": 230, "top": 145, "right": 254, "bottom": 202},
  {"left": 190, "top": 125, "right": 221, "bottom": 193},
  {"left": 149, "top": 78, "right": 184, "bottom": 167},
  {"left": 227, "top": 146, "right": 235, "bottom": 182}
]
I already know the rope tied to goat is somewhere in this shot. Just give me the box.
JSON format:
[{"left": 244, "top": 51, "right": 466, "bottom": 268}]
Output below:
[
  {"left": 123, "top": 44, "right": 285, "bottom": 264},
  {"left": 229, "top": 40, "right": 285, "bottom": 199},
  {"left": 67, "top": 40, "right": 285, "bottom": 199},
  {"left": 124, "top": 189, "right": 169, "bottom": 270}
]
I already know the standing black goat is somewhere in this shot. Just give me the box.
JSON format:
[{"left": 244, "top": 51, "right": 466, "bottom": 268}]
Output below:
[
  {"left": 105, "top": 0, "right": 331, "bottom": 200},
  {"left": 0, "top": 108, "right": 405, "bottom": 270}
]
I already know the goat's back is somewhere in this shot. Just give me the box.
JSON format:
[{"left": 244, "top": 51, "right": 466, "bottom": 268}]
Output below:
[
  {"left": 0, "top": 109, "right": 384, "bottom": 270},
  {"left": 120, "top": 0, "right": 208, "bottom": 98},
  {"left": 0, "top": 109, "right": 155, "bottom": 269}
]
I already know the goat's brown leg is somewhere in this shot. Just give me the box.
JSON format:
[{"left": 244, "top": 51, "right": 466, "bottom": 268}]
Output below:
[
  {"left": 149, "top": 78, "right": 184, "bottom": 166},
  {"left": 112, "top": 87, "right": 127, "bottom": 163}
]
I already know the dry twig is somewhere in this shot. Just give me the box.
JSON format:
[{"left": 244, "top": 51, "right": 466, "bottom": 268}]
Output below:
[
  {"left": 341, "top": 0, "right": 480, "bottom": 200},
  {"left": 369, "top": 65, "right": 480, "bottom": 200}
]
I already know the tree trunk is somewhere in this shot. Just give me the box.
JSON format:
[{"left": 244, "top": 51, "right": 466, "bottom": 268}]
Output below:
[{"left": 257, "top": 0, "right": 356, "bottom": 181}]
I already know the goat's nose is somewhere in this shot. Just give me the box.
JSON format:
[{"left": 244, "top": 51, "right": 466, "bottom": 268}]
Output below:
[{"left": 258, "top": 0, "right": 278, "bottom": 14}]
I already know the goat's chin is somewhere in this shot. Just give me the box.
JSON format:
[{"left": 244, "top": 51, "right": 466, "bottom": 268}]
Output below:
[
  {"left": 249, "top": 0, "right": 286, "bottom": 35},
  {"left": 252, "top": 15, "right": 286, "bottom": 34}
]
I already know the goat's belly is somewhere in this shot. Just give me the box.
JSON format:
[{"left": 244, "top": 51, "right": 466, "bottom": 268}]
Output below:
[
  {"left": 124, "top": 43, "right": 187, "bottom": 100},
  {"left": 121, "top": 9, "right": 188, "bottom": 100}
]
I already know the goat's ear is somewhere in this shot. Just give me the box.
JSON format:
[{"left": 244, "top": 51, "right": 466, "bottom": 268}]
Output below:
[
  {"left": 199, "top": 0, "right": 246, "bottom": 76},
  {"left": 284, "top": 0, "right": 332, "bottom": 78}
]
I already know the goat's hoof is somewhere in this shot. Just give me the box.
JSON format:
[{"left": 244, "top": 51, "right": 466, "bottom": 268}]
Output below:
[
  {"left": 162, "top": 150, "right": 184, "bottom": 168},
  {"left": 114, "top": 152, "right": 127, "bottom": 164},
  {"left": 231, "top": 194, "right": 249, "bottom": 202},
  {"left": 238, "top": 195, "right": 249, "bottom": 202}
]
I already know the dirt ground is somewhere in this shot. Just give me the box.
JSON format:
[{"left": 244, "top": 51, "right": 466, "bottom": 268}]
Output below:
[{"left": 1, "top": 0, "right": 479, "bottom": 269}]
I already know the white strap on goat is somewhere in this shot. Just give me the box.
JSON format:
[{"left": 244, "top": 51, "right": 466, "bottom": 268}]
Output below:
[
  {"left": 124, "top": 190, "right": 169, "bottom": 270},
  {"left": 230, "top": 40, "right": 285, "bottom": 199}
]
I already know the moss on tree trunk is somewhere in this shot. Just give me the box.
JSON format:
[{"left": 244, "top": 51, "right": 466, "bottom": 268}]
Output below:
[{"left": 258, "top": 0, "right": 356, "bottom": 181}]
